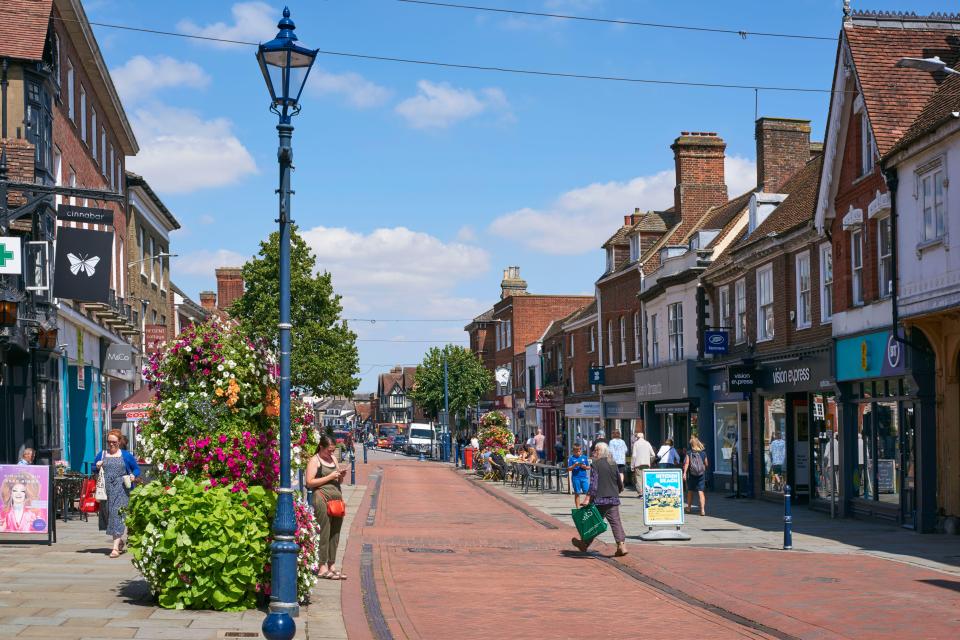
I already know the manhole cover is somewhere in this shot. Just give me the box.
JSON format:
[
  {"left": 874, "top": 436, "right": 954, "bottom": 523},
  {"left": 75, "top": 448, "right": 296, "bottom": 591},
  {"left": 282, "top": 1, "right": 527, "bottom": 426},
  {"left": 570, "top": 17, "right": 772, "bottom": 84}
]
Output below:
[{"left": 407, "top": 547, "right": 455, "bottom": 554}]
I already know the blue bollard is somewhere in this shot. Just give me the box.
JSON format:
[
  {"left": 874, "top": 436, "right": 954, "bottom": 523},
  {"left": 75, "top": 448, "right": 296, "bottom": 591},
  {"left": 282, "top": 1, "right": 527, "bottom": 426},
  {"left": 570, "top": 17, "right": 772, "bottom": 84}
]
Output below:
[
  {"left": 363, "top": 442, "right": 368, "bottom": 464},
  {"left": 783, "top": 484, "right": 793, "bottom": 550},
  {"left": 350, "top": 452, "right": 356, "bottom": 485},
  {"left": 418, "top": 448, "right": 425, "bottom": 462}
]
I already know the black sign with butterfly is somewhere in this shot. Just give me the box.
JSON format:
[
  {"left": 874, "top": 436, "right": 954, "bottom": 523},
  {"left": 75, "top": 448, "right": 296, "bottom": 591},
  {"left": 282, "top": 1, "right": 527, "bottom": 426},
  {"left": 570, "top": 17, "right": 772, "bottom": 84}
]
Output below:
[{"left": 52, "top": 226, "right": 113, "bottom": 303}]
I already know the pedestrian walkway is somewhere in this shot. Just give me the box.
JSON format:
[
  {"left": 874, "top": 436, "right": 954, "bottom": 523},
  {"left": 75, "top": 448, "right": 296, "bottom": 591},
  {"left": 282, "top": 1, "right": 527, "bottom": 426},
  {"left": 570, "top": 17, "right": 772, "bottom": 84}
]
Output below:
[
  {"left": 466, "top": 465, "right": 960, "bottom": 638},
  {"left": 0, "top": 479, "right": 364, "bottom": 640}
]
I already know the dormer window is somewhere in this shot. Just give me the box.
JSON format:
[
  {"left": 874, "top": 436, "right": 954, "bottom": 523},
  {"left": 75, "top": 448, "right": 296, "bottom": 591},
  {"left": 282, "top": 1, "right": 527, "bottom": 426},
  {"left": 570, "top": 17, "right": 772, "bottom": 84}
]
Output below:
[
  {"left": 629, "top": 235, "right": 640, "bottom": 262},
  {"left": 606, "top": 247, "right": 614, "bottom": 272}
]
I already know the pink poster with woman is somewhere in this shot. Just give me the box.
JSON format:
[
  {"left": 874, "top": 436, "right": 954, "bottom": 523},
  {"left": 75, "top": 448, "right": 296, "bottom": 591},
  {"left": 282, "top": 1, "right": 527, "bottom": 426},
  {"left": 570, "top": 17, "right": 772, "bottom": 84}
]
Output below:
[{"left": 0, "top": 465, "right": 50, "bottom": 534}]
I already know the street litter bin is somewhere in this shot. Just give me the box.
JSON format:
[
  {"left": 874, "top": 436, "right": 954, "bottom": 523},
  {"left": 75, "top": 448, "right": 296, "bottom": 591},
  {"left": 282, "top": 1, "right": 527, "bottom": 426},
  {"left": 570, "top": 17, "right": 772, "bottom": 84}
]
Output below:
[{"left": 464, "top": 446, "right": 475, "bottom": 470}]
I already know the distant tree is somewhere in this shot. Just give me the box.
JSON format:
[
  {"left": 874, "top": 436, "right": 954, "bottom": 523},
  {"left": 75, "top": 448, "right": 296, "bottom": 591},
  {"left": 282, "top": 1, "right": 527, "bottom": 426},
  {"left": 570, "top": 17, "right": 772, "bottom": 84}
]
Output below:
[
  {"left": 231, "top": 226, "right": 359, "bottom": 397},
  {"left": 409, "top": 345, "right": 493, "bottom": 424}
]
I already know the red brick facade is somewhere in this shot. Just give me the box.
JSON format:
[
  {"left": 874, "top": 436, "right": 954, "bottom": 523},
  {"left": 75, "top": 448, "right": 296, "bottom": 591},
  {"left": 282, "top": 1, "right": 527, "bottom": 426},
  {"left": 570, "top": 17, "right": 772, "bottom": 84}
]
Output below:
[
  {"left": 215, "top": 267, "right": 245, "bottom": 312},
  {"left": 671, "top": 132, "right": 729, "bottom": 241}
]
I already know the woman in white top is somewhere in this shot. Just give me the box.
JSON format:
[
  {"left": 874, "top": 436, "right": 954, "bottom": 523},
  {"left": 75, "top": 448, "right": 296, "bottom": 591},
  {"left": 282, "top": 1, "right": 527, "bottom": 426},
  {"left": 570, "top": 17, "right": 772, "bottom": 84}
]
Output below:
[{"left": 656, "top": 438, "right": 681, "bottom": 468}]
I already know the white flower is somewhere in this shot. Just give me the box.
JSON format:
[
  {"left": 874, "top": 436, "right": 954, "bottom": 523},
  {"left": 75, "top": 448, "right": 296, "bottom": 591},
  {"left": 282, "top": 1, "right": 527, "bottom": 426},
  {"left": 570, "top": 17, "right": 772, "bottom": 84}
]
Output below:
[
  {"left": 185, "top": 346, "right": 192, "bottom": 352},
  {"left": 218, "top": 365, "right": 225, "bottom": 372},
  {"left": 144, "top": 456, "right": 152, "bottom": 464}
]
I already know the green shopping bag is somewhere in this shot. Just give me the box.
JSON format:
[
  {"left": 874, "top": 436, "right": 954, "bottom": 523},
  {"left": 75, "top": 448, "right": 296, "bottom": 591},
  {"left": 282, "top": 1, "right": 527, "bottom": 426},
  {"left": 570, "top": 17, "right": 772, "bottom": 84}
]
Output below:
[{"left": 571, "top": 504, "right": 608, "bottom": 541}]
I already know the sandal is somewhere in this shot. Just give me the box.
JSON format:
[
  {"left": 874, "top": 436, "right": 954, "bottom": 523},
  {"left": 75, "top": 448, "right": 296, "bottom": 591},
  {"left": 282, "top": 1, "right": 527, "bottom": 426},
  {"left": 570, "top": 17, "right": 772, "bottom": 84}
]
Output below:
[
  {"left": 109, "top": 549, "right": 120, "bottom": 558},
  {"left": 615, "top": 545, "right": 629, "bottom": 557},
  {"left": 318, "top": 571, "right": 335, "bottom": 579},
  {"left": 329, "top": 571, "right": 347, "bottom": 580},
  {"left": 571, "top": 537, "right": 588, "bottom": 553}
]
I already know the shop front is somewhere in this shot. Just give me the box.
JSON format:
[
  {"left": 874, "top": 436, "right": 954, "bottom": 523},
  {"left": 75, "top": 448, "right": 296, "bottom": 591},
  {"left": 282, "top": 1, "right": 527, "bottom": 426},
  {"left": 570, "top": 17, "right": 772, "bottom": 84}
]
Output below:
[
  {"left": 534, "top": 389, "right": 563, "bottom": 462},
  {"left": 635, "top": 360, "right": 706, "bottom": 456},
  {"left": 602, "top": 392, "right": 641, "bottom": 440},
  {"left": 565, "top": 401, "right": 601, "bottom": 451},
  {"left": 704, "top": 368, "right": 751, "bottom": 494},
  {"left": 835, "top": 328, "right": 936, "bottom": 531},
  {"left": 755, "top": 349, "right": 834, "bottom": 503}
]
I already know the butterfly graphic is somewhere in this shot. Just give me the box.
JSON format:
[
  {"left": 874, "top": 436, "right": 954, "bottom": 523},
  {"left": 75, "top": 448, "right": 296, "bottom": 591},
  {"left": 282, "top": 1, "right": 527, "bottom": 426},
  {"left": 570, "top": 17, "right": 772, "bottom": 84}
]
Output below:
[{"left": 67, "top": 253, "right": 100, "bottom": 277}]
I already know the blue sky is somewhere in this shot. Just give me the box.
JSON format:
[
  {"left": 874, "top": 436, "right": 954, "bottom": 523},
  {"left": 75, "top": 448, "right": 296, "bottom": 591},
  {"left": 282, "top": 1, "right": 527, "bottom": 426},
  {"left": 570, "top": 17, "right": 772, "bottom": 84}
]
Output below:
[{"left": 85, "top": 0, "right": 949, "bottom": 391}]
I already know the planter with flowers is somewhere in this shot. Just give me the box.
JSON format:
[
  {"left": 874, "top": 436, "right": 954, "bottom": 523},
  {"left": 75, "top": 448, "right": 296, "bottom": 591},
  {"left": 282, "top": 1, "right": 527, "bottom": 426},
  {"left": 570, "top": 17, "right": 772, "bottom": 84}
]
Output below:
[
  {"left": 126, "top": 319, "right": 320, "bottom": 610},
  {"left": 477, "top": 411, "right": 514, "bottom": 455}
]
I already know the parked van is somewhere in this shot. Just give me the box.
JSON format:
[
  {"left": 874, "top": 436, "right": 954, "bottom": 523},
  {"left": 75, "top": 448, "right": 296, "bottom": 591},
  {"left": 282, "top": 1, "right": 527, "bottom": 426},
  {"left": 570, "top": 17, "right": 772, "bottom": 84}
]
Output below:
[{"left": 406, "top": 423, "right": 435, "bottom": 457}]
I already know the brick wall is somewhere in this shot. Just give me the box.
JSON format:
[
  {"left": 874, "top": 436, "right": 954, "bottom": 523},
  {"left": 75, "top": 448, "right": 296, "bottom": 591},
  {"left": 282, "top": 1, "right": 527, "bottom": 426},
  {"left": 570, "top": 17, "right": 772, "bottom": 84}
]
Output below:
[
  {"left": 756, "top": 118, "right": 812, "bottom": 194},
  {"left": 598, "top": 268, "right": 641, "bottom": 387},
  {"left": 215, "top": 267, "right": 244, "bottom": 312},
  {"left": 671, "top": 132, "right": 729, "bottom": 241},
  {"left": 566, "top": 318, "right": 600, "bottom": 401},
  {"left": 1, "top": 139, "right": 35, "bottom": 207}
]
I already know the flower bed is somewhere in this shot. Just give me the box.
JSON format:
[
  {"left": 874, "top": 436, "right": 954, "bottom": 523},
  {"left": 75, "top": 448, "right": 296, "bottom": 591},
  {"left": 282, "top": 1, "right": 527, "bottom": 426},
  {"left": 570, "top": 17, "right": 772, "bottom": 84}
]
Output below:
[{"left": 477, "top": 411, "right": 514, "bottom": 455}]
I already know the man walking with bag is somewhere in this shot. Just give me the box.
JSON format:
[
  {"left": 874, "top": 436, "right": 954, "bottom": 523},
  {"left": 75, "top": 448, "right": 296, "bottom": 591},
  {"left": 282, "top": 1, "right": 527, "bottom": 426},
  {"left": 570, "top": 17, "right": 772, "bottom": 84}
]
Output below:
[{"left": 631, "top": 431, "right": 656, "bottom": 498}]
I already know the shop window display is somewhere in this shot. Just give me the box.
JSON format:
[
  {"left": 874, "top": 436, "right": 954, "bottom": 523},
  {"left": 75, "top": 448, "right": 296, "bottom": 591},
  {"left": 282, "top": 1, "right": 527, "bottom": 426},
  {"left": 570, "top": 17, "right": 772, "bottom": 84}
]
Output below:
[
  {"left": 762, "top": 397, "right": 787, "bottom": 493},
  {"left": 714, "top": 402, "right": 747, "bottom": 475}
]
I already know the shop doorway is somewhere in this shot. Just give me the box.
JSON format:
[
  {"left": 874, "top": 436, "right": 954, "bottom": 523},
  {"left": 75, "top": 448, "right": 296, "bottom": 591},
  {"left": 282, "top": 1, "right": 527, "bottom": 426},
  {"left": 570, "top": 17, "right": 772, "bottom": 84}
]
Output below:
[
  {"left": 901, "top": 403, "right": 917, "bottom": 528},
  {"left": 793, "top": 400, "right": 810, "bottom": 497}
]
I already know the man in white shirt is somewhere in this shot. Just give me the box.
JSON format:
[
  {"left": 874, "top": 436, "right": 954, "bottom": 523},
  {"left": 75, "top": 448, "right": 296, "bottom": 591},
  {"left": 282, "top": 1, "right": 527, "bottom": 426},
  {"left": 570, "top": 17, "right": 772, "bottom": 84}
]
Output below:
[
  {"left": 607, "top": 430, "right": 628, "bottom": 482},
  {"left": 631, "top": 432, "right": 656, "bottom": 497}
]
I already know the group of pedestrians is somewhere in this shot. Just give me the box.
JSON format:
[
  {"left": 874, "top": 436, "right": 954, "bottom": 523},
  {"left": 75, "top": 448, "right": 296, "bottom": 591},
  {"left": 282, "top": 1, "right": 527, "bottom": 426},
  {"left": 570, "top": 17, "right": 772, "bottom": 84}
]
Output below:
[{"left": 569, "top": 432, "right": 710, "bottom": 555}]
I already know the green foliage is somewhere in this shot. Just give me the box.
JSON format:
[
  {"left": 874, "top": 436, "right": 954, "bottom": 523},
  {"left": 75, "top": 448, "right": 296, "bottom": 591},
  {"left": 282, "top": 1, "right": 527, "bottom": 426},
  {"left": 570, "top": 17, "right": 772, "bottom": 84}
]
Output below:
[
  {"left": 230, "top": 226, "right": 359, "bottom": 396},
  {"left": 408, "top": 345, "right": 493, "bottom": 422},
  {"left": 126, "top": 477, "right": 276, "bottom": 611}
]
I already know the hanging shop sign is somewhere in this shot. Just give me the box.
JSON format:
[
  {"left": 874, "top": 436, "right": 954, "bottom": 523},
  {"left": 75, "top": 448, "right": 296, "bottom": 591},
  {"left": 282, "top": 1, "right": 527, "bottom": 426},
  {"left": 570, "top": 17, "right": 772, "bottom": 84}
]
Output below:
[
  {"left": 0, "top": 464, "right": 52, "bottom": 541},
  {"left": 760, "top": 352, "right": 833, "bottom": 392},
  {"left": 641, "top": 468, "right": 685, "bottom": 527},
  {"left": 144, "top": 324, "right": 167, "bottom": 354},
  {"left": 727, "top": 365, "right": 758, "bottom": 393},
  {"left": 835, "top": 330, "right": 906, "bottom": 381},
  {"left": 103, "top": 343, "right": 134, "bottom": 372},
  {"left": 52, "top": 226, "right": 113, "bottom": 304},
  {"left": 56, "top": 205, "right": 114, "bottom": 226},
  {"left": 704, "top": 330, "right": 729, "bottom": 354},
  {"left": 588, "top": 366, "right": 605, "bottom": 385},
  {"left": 0, "top": 236, "right": 22, "bottom": 275}
]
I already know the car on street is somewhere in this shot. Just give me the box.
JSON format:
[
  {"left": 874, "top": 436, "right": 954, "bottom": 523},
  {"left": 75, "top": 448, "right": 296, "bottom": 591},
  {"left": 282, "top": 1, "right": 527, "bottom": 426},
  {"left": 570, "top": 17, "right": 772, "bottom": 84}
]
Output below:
[
  {"left": 391, "top": 435, "right": 408, "bottom": 452},
  {"left": 406, "top": 423, "right": 435, "bottom": 457}
]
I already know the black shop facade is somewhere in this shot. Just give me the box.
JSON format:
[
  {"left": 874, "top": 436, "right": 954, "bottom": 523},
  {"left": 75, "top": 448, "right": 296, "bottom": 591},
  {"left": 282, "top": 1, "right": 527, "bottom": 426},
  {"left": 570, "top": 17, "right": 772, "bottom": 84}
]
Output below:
[{"left": 634, "top": 360, "right": 709, "bottom": 468}]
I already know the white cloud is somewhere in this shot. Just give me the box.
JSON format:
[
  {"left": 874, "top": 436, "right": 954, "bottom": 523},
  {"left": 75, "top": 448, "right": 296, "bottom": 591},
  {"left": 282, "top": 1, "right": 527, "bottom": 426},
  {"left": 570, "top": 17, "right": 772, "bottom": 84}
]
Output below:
[
  {"left": 111, "top": 55, "right": 209, "bottom": 104},
  {"left": 172, "top": 248, "right": 247, "bottom": 276},
  {"left": 395, "top": 81, "right": 511, "bottom": 129},
  {"left": 310, "top": 68, "right": 391, "bottom": 108},
  {"left": 177, "top": 1, "right": 276, "bottom": 48},
  {"left": 488, "top": 156, "right": 757, "bottom": 255},
  {"left": 300, "top": 225, "right": 490, "bottom": 319},
  {"left": 126, "top": 104, "right": 257, "bottom": 194},
  {"left": 455, "top": 225, "right": 478, "bottom": 242}
]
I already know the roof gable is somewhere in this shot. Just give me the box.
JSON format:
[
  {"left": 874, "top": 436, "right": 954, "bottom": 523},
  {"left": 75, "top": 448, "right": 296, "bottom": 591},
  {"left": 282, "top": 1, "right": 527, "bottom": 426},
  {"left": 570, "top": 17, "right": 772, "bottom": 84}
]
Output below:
[{"left": 0, "top": 0, "right": 52, "bottom": 61}]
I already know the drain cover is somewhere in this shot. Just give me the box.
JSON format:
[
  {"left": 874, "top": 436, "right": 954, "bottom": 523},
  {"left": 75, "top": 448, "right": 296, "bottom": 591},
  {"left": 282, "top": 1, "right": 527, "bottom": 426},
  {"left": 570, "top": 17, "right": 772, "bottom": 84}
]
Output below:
[
  {"left": 407, "top": 547, "right": 455, "bottom": 554},
  {"left": 219, "top": 633, "right": 260, "bottom": 639}
]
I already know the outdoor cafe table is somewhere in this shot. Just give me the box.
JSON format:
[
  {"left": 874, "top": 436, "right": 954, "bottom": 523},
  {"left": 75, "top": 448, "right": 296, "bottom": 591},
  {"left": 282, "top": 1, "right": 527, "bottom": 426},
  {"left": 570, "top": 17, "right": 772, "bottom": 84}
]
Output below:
[
  {"left": 53, "top": 473, "right": 86, "bottom": 522},
  {"left": 530, "top": 462, "right": 569, "bottom": 494}
]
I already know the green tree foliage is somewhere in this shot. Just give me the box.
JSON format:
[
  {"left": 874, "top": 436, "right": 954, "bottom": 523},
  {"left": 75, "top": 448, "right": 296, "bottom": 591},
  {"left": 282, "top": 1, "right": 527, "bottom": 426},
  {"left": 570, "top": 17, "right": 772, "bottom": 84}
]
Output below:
[
  {"left": 409, "top": 345, "right": 493, "bottom": 423},
  {"left": 230, "top": 226, "right": 359, "bottom": 396}
]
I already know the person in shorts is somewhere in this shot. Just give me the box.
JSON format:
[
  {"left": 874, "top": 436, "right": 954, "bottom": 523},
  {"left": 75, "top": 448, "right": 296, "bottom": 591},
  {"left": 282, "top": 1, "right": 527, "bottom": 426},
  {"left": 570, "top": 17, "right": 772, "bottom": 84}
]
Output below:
[{"left": 567, "top": 443, "right": 591, "bottom": 508}]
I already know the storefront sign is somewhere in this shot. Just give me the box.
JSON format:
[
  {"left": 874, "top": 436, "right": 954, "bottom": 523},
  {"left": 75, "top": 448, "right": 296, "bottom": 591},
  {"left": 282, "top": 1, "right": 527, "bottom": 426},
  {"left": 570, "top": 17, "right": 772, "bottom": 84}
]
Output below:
[
  {"left": 704, "top": 330, "right": 729, "bottom": 354},
  {"left": 144, "top": 324, "right": 167, "bottom": 354},
  {"left": 727, "top": 365, "right": 757, "bottom": 393},
  {"left": 52, "top": 226, "right": 113, "bottom": 303},
  {"left": 0, "top": 236, "right": 22, "bottom": 275},
  {"left": 588, "top": 367, "right": 605, "bottom": 385},
  {"left": 836, "top": 330, "right": 907, "bottom": 381},
  {"left": 534, "top": 389, "right": 559, "bottom": 408},
  {"left": 56, "top": 205, "right": 114, "bottom": 226},
  {"left": 654, "top": 402, "right": 690, "bottom": 414},
  {"left": 103, "top": 343, "right": 134, "bottom": 371},
  {"left": 564, "top": 402, "right": 601, "bottom": 417},
  {"left": 605, "top": 400, "right": 639, "bottom": 417},
  {"left": 761, "top": 352, "right": 833, "bottom": 392},
  {"left": 0, "top": 464, "right": 50, "bottom": 536},
  {"left": 635, "top": 361, "right": 698, "bottom": 402},
  {"left": 877, "top": 459, "right": 896, "bottom": 494},
  {"left": 641, "top": 468, "right": 685, "bottom": 527}
]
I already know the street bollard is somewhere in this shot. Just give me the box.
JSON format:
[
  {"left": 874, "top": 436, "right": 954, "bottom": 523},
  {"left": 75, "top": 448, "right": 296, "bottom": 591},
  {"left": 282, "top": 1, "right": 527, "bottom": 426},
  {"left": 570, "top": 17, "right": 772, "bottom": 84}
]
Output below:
[
  {"left": 363, "top": 442, "right": 368, "bottom": 464},
  {"left": 783, "top": 484, "right": 793, "bottom": 550},
  {"left": 418, "top": 448, "right": 425, "bottom": 462},
  {"left": 350, "top": 453, "right": 356, "bottom": 486}
]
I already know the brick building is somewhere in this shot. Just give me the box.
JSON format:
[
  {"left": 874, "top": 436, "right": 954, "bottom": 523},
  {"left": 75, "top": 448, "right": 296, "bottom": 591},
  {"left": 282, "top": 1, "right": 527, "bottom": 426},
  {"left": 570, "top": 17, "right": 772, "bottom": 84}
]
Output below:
[{"left": 197, "top": 268, "right": 245, "bottom": 321}]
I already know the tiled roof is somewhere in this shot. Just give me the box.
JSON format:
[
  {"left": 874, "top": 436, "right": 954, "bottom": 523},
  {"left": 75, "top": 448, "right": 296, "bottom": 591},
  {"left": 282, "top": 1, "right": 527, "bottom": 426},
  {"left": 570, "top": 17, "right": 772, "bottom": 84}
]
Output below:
[
  {"left": 0, "top": 0, "right": 52, "bottom": 61},
  {"left": 562, "top": 300, "right": 597, "bottom": 327},
  {"left": 697, "top": 190, "right": 754, "bottom": 236},
  {"left": 845, "top": 19, "right": 960, "bottom": 156},
  {"left": 601, "top": 224, "right": 632, "bottom": 248},
  {"left": 887, "top": 61, "right": 960, "bottom": 156},
  {"left": 541, "top": 319, "right": 564, "bottom": 342}
]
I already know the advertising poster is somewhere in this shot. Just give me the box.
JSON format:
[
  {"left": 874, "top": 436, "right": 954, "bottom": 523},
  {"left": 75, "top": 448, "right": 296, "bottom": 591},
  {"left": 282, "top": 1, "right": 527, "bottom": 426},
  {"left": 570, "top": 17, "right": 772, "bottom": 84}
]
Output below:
[
  {"left": 0, "top": 465, "right": 50, "bottom": 535},
  {"left": 641, "top": 468, "right": 685, "bottom": 527}
]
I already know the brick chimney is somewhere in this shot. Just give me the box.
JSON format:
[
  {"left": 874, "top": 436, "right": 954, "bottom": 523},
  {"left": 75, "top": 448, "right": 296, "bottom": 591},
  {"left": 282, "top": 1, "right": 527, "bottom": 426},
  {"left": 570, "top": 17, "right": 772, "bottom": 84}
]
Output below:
[
  {"left": 500, "top": 266, "right": 528, "bottom": 299},
  {"left": 199, "top": 291, "right": 217, "bottom": 311},
  {"left": 755, "top": 117, "right": 812, "bottom": 193},
  {"left": 215, "top": 267, "right": 244, "bottom": 311},
  {"left": 671, "top": 132, "right": 728, "bottom": 239}
]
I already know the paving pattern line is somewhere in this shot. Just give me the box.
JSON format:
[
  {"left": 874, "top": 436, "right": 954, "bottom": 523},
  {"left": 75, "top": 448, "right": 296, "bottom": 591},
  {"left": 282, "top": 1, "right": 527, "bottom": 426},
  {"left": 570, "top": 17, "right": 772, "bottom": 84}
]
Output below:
[
  {"left": 360, "top": 543, "right": 394, "bottom": 640},
  {"left": 365, "top": 468, "right": 384, "bottom": 527},
  {"left": 464, "top": 474, "right": 559, "bottom": 529}
]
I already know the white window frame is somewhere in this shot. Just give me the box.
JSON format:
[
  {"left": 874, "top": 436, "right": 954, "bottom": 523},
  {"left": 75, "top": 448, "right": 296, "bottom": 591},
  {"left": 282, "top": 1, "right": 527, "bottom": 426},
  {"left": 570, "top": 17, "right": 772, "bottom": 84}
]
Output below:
[
  {"left": 589, "top": 325, "right": 596, "bottom": 353},
  {"left": 860, "top": 112, "right": 875, "bottom": 176},
  {"left": 668, "top": 302, "right": 683, "bottom": 361},
  {"left": 851, "top": 229, "right": 863, "bottom": 306},
  {"left": 101, "top": 128, "right": 107, "bottom": 173},
  {"left": 79, "top": 85, "right": 86, "bottom": 142},
  {"left": 629, "top": 235, "right": 640, "bottom": 262},
  {"left": 505, "top": 320, "right": 512, "bottom": 348},
  {"left": 795, "top": 251, "right": 811, "bottom": 329},
  {"left": 53, "top": 147, "right": 62, "bottom": 207},
  {"left": 756, "top": 264, "right": 774, "bottom": 342},
  {"left": 569, "top": 367, "right": 575, "bottom": 394},
  {"left": 650, "top": 313, "right": 660, "bottom": 366},
  {"left": 109, "top": 145, "right": 115, "bottom": 191},
  {"left": 877, "top": 215, "right": 892, "bottom": 298},
  {"left": 139, "top": 227, "right": 147, "bottom": 276},
  {"left": 606, "top": 247, "right": 614, "bottom": 272},
  {"left": 718, "top": 286, "right": 729, "bottom": 330},
  {"left": 150, "top": 236, "right": 157, "bottom": 284},
  {"left": 734, "top": 279, "right": 746, "bottom": 344},
  {"left": 66, "top": 61, "right": 74, "bottom": 121},
  {"left": 633, "top": 311, "right": 641, "bottom": 361},
  {"left": 607, "top": 319, "right": 614, "bottom": 366},
  {"left": 495, "top": 322, "right": 501, "bottom": 351},
  {"left": 91, "top": 108, "right": 97, "bottom": 160},
  {"left": 68, "top": 168, "right": 77, "bottom": 205},
  {"left": 918, "top": 163, "right": 946, "bottom": 243},
  {"left": 820, "top": 243, "right": 833, "bottom": 322},
  {"left": 619, "top": 316, "right": 626, "bottom": 363},
  {"left": 569, "top": 333, "right": 574, "bottom": 358}
]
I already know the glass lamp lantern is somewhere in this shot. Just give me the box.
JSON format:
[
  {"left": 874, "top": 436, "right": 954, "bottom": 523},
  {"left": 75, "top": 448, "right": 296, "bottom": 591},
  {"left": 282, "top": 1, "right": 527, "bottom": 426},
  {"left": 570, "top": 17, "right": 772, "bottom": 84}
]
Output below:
[{"left": 255, "top": 7, "right": 319, "bottom": 120}]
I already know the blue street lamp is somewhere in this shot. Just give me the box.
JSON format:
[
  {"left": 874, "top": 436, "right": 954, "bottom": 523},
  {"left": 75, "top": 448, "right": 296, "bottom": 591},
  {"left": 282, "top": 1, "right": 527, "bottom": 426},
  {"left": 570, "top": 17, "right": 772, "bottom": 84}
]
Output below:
[{"left": 256, "top": 8, "right": 318, "bottom": 640}]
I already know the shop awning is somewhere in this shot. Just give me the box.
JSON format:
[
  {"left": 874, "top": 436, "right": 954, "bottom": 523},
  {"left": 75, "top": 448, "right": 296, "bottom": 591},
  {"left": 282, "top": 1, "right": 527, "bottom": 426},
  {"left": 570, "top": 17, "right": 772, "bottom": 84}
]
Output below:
[
  {"left": 654, "top": 402, "right": 690, "bottom": 414},
  {"left": 112, "top": 386, "right": 156, "bottom": 420}
]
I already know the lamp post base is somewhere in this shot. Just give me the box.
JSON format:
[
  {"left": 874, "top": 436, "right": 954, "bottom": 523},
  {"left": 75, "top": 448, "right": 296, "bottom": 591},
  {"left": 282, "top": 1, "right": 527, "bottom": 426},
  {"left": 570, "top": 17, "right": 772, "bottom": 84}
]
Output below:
[{"left": 262, "top": 611, "right": 296, "bottom": 640}]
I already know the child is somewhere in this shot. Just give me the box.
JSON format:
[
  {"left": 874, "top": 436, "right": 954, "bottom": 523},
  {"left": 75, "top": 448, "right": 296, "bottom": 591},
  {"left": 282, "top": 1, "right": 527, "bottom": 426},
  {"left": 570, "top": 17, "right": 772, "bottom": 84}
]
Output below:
[{"left": 567, "top": 443, "right": 591, "bottom": 508}]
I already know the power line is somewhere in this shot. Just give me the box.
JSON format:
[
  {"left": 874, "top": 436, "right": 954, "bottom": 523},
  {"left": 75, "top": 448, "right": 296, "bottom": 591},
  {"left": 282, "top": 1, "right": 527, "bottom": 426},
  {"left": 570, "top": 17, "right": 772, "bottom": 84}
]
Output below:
[
  {"left": 357, "top": 339, "right": 468, "bottom": 343},
  {"left": 396, "top": 0, "right": 835, "bottom": 42},
  {"left": 25, "top": 9, "right": 837, "bottom": 95},
  {"left": 346, "top": 318, "right": 474, "bottom": 323}
]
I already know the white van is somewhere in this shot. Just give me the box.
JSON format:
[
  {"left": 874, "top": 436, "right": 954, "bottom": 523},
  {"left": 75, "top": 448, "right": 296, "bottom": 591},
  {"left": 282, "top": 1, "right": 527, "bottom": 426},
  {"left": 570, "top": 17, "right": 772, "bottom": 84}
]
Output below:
[{"left": 406, "top": 423, "right": 435, "bottom": 457}]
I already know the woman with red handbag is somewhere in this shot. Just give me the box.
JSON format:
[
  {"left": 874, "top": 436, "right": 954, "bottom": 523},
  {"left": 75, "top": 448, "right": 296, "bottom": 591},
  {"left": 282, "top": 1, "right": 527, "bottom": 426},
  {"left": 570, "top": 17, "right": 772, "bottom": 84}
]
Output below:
[{"left": 305, "top": 434, "right": 348, "bottom": 580}]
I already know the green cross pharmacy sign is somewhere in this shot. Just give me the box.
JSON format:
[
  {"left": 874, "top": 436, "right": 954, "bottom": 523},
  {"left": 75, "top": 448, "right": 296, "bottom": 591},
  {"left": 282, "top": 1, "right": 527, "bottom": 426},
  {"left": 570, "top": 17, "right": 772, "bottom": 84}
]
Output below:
[{"left": 0, "top": 237, "right": 22, "bottom": 275}]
